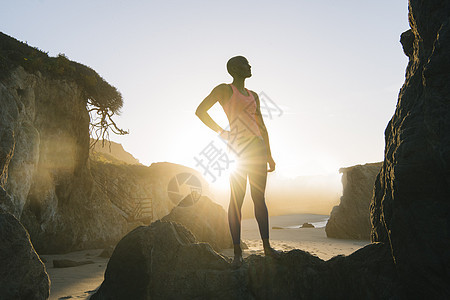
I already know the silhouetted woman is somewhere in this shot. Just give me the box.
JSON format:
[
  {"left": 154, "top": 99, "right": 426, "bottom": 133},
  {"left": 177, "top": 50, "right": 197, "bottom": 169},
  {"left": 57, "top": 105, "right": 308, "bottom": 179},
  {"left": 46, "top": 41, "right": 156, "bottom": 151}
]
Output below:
[{"left": 196, "top": 56, "right": 280, "bottom": 267}]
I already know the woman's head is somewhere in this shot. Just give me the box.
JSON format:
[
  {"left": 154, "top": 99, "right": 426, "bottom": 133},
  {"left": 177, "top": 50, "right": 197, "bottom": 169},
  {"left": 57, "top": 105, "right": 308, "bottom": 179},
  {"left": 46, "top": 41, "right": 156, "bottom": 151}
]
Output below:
[{"left": 227, "top": 56, "right": 252, "bottom": 79}]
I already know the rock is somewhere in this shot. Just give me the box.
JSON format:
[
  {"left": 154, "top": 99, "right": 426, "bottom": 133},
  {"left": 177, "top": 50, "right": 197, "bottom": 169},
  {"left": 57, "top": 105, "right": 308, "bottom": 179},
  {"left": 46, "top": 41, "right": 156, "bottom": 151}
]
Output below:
[
  {"left": 0, "top": 186, "right": 15, "bottom": 214},
  {"left": 0, "top": 32, "right": 129, "bottom": 253},
  {"left": 91, "top": 221, "right": 239, "bottom": 300},
  {"left": 98, "top": 245, "right": 115, "bottom": 258},
  {"left": 0, "top": 209, "right": 49, "bottom": 300},
  {"left": 371, "top": 1, "right": 450, "bottom": 298},
  {"left": 89, "top": 159, "right": 212, "bottom": 224},
  {"left": 162, "top": 195, "right": 233, "bottom": 251},
  {"left": 400, "top": 29, "right": 414, "bottom": 57},
  {"left": 301, "top": 222, "right": 314, "bottom": 228},
  {"left": 92, "top": 221, "right": 398, "bottom": 299},
  {"left": 53, "top": 259, "right": 94, "bottom": 268},
  {"left": 326, "top": 162, "right": 382, "bottom": 239},
  {"left": 146, "top": 161, "right": 211, "bottom": 220}
]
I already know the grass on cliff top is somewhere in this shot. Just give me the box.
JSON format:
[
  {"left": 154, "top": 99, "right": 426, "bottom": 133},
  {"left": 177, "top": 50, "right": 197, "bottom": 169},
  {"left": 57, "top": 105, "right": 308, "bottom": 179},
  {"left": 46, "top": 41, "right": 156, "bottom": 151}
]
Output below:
[{"left": 0, "top": 31, "right": 122, "bottom": 114}]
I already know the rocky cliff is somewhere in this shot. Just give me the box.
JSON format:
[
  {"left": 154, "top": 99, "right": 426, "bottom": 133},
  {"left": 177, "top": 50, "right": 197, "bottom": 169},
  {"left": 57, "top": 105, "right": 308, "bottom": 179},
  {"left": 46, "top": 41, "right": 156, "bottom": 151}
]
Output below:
[
  {"left": 0, "top": 61, "right": 128, "bottom": 253},
  {"left": 326, "top": 162, "right": 382, "bottom": 239},
  {"left": 371, "top": 0, "right": 450, "bottom": 297}
]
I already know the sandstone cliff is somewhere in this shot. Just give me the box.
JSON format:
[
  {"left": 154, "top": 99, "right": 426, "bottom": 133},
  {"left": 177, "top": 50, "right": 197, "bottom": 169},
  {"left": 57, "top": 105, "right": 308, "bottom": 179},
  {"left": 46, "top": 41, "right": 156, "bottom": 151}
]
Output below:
[
  {"left": 370, "top": 0, "right": 450, "bottom": 297},
  {"left": 326, "top": 162, "right": 382, "bottom": 239},
  {"left": 0, "top": 64, "right": 129, "bottom": 253}
]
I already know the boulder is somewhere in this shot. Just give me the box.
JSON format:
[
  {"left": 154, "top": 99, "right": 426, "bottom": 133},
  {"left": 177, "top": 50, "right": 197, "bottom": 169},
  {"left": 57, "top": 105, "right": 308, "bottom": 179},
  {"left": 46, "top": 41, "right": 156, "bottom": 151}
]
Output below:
[
  {"left": 91, "top": 221, "right": 241, "bottom": 300},
  {"left": 371, "top": 1, "right": 450, "bottom": 297},
  {"left": 326, "top": 162, "right": 382, "bottom": 239},
  {"left": 0, "top": 209, "right": 49, "bottom": 300},
  {"left": 98, "top": 245, "right": 115, "bottom": 258},
  {"left": 162, "top": 195, "right": 233, "bottom": 251},
  {"left": 92, "top": 221, "right": 398, "bottom": 300}
]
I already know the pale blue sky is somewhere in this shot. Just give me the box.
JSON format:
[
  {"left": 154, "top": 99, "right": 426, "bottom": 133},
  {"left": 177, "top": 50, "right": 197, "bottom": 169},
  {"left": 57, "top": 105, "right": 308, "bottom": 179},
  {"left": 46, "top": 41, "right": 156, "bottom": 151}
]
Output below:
[{"left": 1, "top": 0, "right": 410, "bottom": 182}]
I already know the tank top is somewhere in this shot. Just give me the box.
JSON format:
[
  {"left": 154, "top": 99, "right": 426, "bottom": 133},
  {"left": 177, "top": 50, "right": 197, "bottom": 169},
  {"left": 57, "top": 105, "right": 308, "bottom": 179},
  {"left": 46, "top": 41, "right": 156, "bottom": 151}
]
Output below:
[{"left": 220, "top": 84, "right": 262, "bottom": 151}]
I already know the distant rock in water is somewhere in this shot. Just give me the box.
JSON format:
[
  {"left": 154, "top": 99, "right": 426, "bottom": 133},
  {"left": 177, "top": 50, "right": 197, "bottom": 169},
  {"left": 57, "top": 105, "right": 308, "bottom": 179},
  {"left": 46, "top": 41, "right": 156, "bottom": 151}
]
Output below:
[
  {"left": 0, "top": 209, "right": 49, "bottom": 300},
  {"left": 91, "top": 221, "right": 398, "bottom": 300},
  {"left": 301, "top": 222, "right": 314, "bottom": 228},
  {"left": 326, "top": 162, "right": 382, "bottom": 240},
  {"left": 371, "top": 1, "right": 450, "bottom": 297}
]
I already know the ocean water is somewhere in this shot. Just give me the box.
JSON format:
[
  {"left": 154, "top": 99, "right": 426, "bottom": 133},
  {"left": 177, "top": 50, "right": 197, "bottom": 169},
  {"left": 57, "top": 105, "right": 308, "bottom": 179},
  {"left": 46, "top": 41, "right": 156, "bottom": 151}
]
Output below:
[{"left": 254, "top": 214, "right": 330, "bottom": 229}]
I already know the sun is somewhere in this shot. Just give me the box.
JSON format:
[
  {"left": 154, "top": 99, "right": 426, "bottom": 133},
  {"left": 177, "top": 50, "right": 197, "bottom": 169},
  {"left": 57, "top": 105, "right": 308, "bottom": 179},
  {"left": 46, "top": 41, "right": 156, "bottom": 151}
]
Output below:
[{"left": 208, "top": 150, "right": 238, "bottom": 190}]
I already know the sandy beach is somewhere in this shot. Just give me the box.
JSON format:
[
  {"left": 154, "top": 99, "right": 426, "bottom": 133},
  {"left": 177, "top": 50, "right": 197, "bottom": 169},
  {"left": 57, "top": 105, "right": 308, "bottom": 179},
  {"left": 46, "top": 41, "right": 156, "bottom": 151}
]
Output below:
[{"left": 42, "top": 214, "right": 370, "bottom": 300}]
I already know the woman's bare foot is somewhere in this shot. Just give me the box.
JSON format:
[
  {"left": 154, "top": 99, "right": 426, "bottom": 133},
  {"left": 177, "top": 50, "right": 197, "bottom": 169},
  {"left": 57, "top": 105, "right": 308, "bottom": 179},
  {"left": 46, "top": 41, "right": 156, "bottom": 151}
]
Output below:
[
  {"left": 262, "top": 238, "right": 282, "bottom": 258},
  {"left": 230, "top": 254, "right": 244, "bottom": 269}
]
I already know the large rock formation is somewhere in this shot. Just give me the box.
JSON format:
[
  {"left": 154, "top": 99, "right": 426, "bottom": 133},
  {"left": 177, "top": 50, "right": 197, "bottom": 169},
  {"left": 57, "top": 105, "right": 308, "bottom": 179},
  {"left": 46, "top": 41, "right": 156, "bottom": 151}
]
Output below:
[
  {"left": 326, "top": 162, "right": 382, "bottom": 239},
  {"left": 0, "top": 207, "right": 50, "bottom": 300},
  {"left": 92, "top": 221, "right": 397, "bottom": 300},
  {"left": 371, "top": 0, "right": 450, "bottom": 297},
  {"left": 0, "top": 33, "right": 130, "bottom": 253},
  {"left": 0, "top": 68, "right": 130, "bottom": 253}
]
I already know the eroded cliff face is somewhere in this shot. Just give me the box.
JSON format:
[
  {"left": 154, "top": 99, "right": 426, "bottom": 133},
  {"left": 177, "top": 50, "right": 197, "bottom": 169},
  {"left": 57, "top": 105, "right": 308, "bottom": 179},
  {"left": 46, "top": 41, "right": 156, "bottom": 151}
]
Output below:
[
  {"left": 90, "top": 160, "right": 213, "bottom": 218},
  {"left": 371, "top": 0, "right": 450, "bottom": 297},
  {"left": 0, "top": 66, "right": 128, "bottom": 253},
  {"left": 326, "top": 162, "right": 382, "bottom": 240}
]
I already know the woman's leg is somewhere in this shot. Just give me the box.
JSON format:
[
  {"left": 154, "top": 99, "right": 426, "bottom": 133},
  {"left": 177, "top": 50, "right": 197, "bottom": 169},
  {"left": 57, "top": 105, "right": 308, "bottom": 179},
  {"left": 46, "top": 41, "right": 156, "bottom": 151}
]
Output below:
[
  {"left": 228, "top": 165, "right": 247, "bottom": 247},
  {"left": 248, "top": 138, "right": 280, "bottom": 257},
  {"left": 248, "top": 139, "right": 269, "bottom": 240}
]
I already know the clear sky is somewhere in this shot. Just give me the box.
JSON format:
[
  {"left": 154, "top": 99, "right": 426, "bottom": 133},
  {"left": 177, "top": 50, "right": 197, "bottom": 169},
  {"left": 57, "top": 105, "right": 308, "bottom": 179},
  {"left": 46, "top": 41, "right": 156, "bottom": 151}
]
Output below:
[{"left": 1, "top": 0, "right": 410, "bottom": 185}]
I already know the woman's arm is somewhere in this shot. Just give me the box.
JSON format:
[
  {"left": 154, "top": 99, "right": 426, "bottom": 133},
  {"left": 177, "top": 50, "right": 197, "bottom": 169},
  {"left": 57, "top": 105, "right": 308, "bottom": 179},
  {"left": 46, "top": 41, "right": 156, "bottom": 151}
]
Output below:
[{"left": 195, "top": 84, "right": 229, "bottom": 137}]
